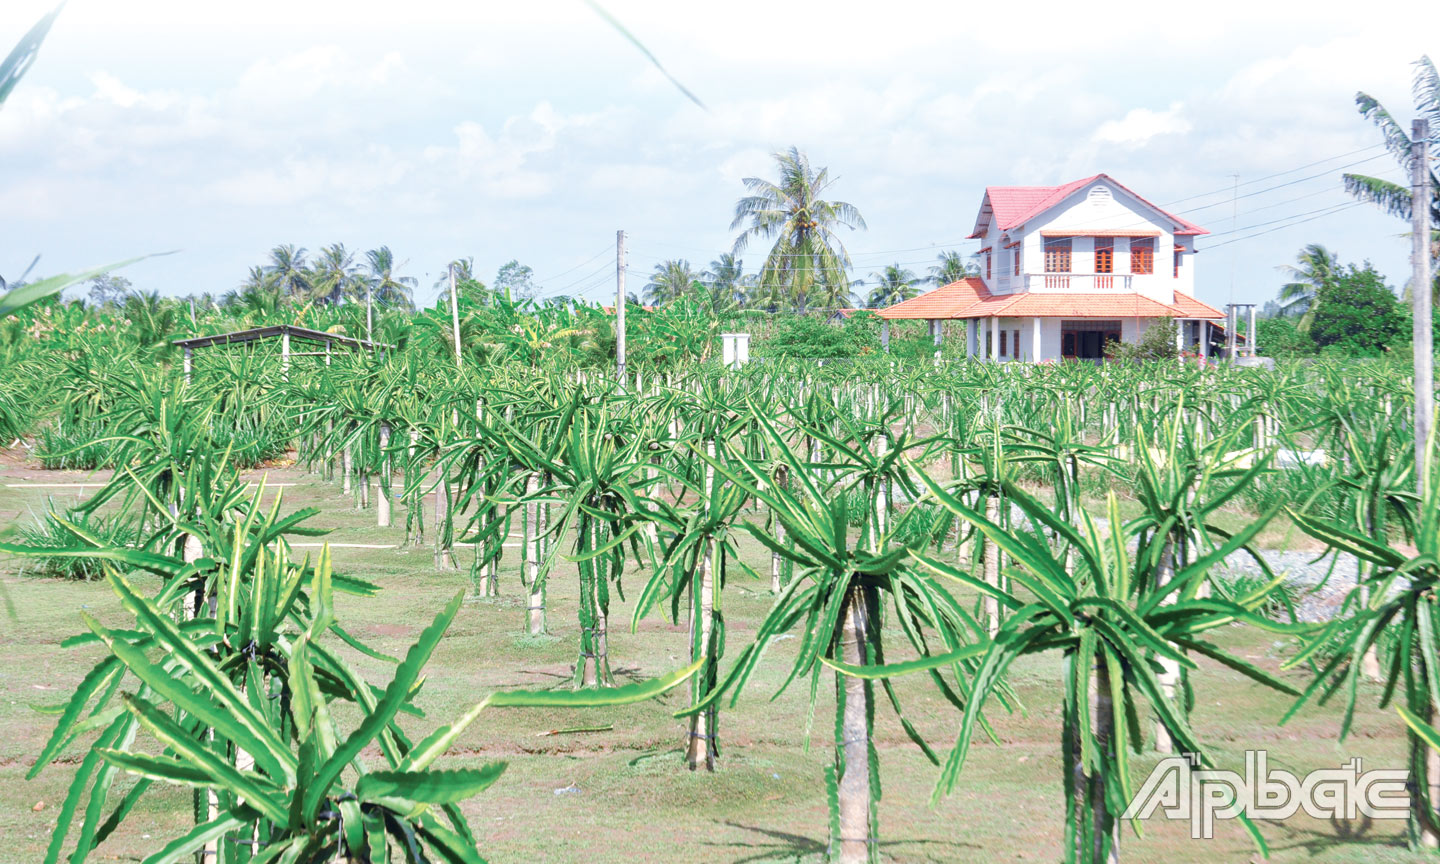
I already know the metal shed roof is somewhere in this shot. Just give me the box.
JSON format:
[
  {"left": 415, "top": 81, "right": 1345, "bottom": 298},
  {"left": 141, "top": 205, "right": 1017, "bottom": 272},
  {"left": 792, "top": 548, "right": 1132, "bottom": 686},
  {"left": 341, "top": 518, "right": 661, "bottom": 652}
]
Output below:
[{"left": 172, "top": 324, "right": 392, "bottom": 351}]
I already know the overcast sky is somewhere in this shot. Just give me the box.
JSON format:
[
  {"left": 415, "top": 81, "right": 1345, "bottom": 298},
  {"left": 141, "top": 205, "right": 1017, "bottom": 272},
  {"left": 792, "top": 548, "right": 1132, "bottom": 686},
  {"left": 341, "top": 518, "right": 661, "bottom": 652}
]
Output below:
[{"left": 3, "top": 0, "right": 1436, "bottom": 309}]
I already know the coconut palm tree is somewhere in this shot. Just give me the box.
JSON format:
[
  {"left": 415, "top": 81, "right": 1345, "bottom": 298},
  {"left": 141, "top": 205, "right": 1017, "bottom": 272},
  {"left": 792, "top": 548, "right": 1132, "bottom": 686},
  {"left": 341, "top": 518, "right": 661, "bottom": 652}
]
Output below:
[
  {"left": 929, "top": 250, "right": 979, "bottom": 286},
  {"left": 121, "top": 290, "right": 175, "bottom": 347},
  {"left": 865, "top": 263, "right": 919, "bottom": 309},
  {"left": 731, "top": 146, "right": 866, "bottom": 313},
  {"left": 263, "top": 244, "right": 311, "bottom": 305},
  {"left": 362, "top": 246, "right": 417, "bottom": 339},
  {"left": 309, "top": 243, "right": 361, "bottom": 306},
  {"left": 365, "top": 246, "right": 417, "bottom": 310},
  {"left": 1276, "top": 243, "right": 1340, "bottom": 328},
  {"left": 703, "top": 253, "right": 747, "bottom": 307},
  {"left": 434, "top": 257, "right": 478, "bottom": 306},
  {"left": 1344, "top": 55, "right": 1438, "bottom": 299},
  {"left": 643, "top": 259, "right": 697, "bottom": 306}
]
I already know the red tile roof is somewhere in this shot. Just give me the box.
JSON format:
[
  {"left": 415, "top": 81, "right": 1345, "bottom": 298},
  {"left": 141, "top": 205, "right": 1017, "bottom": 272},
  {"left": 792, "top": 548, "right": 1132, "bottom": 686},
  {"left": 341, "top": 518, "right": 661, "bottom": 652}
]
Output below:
[
  {"left": 1169, "top": 290, "right": 1224, "bottom": 318},
  {"left": 876, "top": 277, "right": 988, "bottom": 319},
  {"left": 969, "top": 174, "right": 1208, "bottom": 239},
  {"left": 878, "top": 277, "right": 1224, "bottom": 321}
]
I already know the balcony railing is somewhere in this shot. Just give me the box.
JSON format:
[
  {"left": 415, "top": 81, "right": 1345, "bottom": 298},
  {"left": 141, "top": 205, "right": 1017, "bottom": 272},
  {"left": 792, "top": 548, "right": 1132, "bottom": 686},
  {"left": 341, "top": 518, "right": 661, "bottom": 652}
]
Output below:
[{"left": 1027, "top": 273, "right": 1133, "bottom": 291}]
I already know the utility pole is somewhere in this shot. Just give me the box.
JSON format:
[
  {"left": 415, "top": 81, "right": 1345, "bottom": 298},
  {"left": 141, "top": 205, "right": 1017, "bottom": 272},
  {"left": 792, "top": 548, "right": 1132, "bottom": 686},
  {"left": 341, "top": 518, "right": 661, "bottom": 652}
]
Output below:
[
  {"left": 448, "top": 262, "right": 462, "bottom": 370},
  {"left": 1413, "top": 119, "right": 1433, "bottom": 494},
  {"left": 616, "top": 229, "right": 627, "bottom": 384}
]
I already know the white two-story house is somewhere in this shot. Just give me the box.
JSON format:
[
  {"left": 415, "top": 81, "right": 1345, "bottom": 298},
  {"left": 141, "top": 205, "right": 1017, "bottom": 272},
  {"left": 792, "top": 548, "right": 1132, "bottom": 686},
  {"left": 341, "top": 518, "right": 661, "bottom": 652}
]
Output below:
[{"left": 879, "top": 174, "right": 1224, "bottom": 361}]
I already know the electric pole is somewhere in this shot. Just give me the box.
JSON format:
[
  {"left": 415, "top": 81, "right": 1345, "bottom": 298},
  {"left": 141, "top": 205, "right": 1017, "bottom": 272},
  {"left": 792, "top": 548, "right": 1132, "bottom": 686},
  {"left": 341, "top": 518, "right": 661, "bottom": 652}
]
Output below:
[
  {"left": 616, "top": 229, "right": 627, "bottom": 384},
  {"left": 1414, "top": 119, "right": 1433, "bottom": 494}
]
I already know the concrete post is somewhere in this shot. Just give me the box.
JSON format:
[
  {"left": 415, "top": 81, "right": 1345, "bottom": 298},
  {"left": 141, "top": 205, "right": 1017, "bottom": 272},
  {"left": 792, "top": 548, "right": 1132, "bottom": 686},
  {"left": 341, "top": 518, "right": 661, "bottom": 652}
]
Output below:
[
  {"left": 183, "top": 346, "right": 192, "bottom": 383},
  {"left": 989, "top": 316, "right": 1000, "bottom": 362},
  {"left": 377, "top": 423, "right": 392, "bottom": 528},
  {"left": 1031, "top": 316, "right": 1042, "bottom": 362},
  {"left": 881, "top": 319, "right": 890, "bottom": 353},
  {"left": 1248, "top": 306, "right": 1258, "bottom": 357},
  {"left": 966, "top": 319, "right": 976, "bottom": 359}
]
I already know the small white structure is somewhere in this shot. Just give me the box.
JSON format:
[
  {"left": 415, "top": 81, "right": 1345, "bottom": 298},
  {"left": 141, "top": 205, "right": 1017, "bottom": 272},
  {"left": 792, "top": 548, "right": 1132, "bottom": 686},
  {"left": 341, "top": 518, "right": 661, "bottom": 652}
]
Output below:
[
  {"left": 879, "top": 174, "right": 1226, "bottom": 362},
  {"left": 721, "top": 332, "right": 751, "bottom": 370}
]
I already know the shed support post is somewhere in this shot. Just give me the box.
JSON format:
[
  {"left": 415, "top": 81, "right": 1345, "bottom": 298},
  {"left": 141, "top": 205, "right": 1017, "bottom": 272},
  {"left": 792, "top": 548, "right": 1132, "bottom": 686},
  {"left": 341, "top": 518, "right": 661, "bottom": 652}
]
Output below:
[{"left": 183, "top": 346, "right": 192, "bottom": 383}]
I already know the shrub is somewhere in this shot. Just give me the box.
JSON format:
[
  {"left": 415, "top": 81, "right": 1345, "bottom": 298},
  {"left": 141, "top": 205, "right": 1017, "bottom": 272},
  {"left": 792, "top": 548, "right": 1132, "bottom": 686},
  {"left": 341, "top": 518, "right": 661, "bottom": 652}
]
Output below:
[
  {"left": 1106, "top": 317, "right": 1178, "bottom": 362},
  {"left": 756, "top": 312, "right": 879, "bottom": 359},
  {"left": 1256, "top": 316, "right": 1315, "bottom": 358},
  {"left": 1310, "top": 263, "right": 1407, "bottom": 356}
]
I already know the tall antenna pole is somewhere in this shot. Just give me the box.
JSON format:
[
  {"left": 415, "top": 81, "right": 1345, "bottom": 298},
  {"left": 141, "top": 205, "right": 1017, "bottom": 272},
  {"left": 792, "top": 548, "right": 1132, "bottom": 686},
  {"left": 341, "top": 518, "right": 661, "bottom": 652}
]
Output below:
[
  {"left": 616, "top": 229, "right": 627, "bottom": 384},
  {"left": 448, "top": 262, "right": 462, "bottom": 370},
  {"left": 1413, "top": 119, "right": 1433, "bottom": 494}
]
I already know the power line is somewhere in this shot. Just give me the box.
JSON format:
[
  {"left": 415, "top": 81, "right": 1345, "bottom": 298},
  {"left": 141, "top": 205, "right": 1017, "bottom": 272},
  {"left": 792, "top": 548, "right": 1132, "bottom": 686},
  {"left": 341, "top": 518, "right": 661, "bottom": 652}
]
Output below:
[
  {"left": 1203, "top": 201, "right": 1363, "bottom": 240},
  {"left": 540, "top": 260, "right": 615, "bottom": 296},
  {"left": 532, "top": 244, "right": 614, "bottom": 284},
  {"left": 1158, "top": 143, "right": 1387, "bottom": 208},
  {"left": 1199, "top": 202, "right": 1365, "bottom": 251}
]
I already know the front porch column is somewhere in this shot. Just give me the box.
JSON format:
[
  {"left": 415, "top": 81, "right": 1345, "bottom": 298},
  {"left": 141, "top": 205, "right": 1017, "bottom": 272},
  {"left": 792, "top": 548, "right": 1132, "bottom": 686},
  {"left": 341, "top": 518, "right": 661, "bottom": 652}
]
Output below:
[
  {"left": 1200, "top": 321, "right": 1210, "bottom": 360},
  {"left": 1176, "top": 319, "right": 1186, "bottom": 356},
  {"left": 989, "top": 316, "right": 1000, "bottom": 362},
  {"left": 1031, "top": 316, "right": 1042, "bottom": 362},
  {"left": 966, "top": 319, "right": 977, "bottom": 359},
  {"left": 930, "top": 319, "right": 942, "bottom": 363},
  {"left": 881, "top": 320, "right": 890, "bottom": 353}
]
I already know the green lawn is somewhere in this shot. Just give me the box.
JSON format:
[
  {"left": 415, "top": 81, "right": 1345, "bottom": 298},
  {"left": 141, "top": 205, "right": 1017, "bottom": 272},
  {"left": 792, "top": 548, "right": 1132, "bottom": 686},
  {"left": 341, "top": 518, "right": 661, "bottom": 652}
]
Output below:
[{"left": 0, "top": 467, "right": 1422, "bottom": 863}]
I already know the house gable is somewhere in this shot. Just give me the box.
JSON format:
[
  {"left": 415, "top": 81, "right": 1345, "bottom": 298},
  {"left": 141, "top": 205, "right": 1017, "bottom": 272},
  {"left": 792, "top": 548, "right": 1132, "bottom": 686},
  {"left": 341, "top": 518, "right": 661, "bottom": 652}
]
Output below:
[{"left": 968, "top": 174, "right": 1206, "bottom": 240}]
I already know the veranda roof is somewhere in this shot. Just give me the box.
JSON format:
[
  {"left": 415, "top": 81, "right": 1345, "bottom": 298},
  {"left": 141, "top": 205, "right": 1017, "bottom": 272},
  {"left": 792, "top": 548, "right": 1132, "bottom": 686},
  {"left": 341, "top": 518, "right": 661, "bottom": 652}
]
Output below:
[{"left": 876, "top": 277, "right": 1225, "bottom": 321}]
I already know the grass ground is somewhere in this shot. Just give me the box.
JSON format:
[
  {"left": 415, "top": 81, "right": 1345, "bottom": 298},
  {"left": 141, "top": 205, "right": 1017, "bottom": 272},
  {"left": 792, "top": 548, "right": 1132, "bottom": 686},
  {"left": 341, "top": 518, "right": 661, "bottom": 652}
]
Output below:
[{"left": 0, "top": 464, "right": 1424, "bottom": 863}]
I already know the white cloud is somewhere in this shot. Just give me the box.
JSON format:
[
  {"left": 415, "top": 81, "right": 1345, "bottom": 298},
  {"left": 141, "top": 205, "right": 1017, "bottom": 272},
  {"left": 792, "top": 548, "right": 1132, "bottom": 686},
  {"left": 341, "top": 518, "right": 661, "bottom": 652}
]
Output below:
[{"left": 1093, "top": 102, "right": 1192, "bottom": 146}]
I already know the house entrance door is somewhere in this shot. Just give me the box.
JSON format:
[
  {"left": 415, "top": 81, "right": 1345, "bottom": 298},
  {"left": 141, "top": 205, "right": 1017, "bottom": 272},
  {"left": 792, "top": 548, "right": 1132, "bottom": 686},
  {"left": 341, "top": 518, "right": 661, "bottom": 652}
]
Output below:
[{"left": 1060, "top": 320, "right": 1122, "bottom": 361}]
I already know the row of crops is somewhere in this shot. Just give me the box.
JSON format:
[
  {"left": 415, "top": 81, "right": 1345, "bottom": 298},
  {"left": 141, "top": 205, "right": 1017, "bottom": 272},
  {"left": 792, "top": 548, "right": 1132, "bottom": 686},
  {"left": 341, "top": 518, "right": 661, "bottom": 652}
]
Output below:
[{"left": 6, "top": 342, "right": 1438, "bottom": 864}]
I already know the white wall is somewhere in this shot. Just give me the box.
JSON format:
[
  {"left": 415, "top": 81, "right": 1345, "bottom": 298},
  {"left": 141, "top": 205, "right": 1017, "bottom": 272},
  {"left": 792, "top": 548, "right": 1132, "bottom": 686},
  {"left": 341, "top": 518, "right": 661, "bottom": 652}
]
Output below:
[{"left": 1013, "top": 177, "right": 1191, "bottom": 303}]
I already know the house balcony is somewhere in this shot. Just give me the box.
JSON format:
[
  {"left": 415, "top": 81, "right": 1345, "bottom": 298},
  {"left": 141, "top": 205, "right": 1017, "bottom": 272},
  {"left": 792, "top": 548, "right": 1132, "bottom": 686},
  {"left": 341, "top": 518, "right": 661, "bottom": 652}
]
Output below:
[{"left": 1026, "top": 273, "right": 1133, "bottom": 292}]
